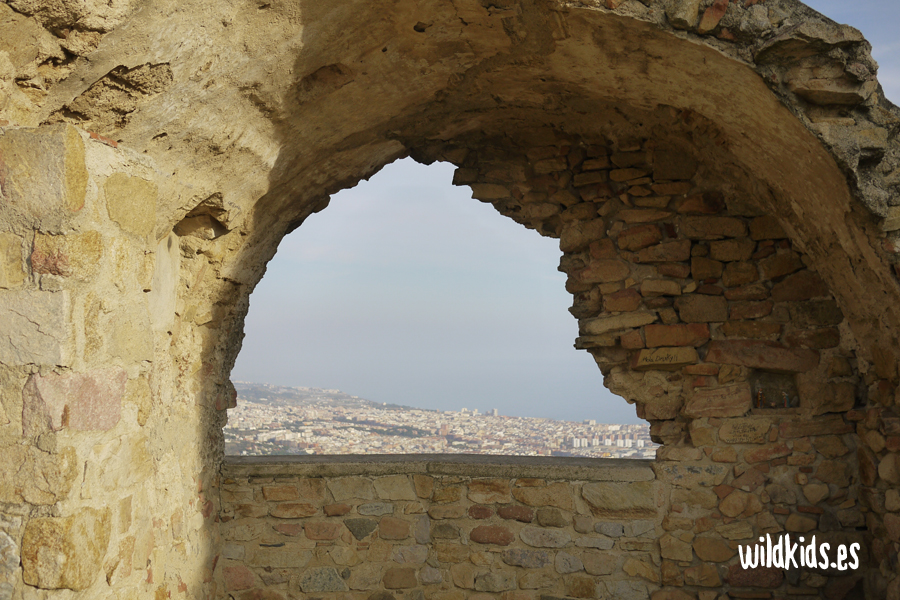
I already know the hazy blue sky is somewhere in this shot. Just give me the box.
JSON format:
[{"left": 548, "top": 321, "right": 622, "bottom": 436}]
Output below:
[{"left": 232, "top": 2, "right": 898, "bottom": 425}]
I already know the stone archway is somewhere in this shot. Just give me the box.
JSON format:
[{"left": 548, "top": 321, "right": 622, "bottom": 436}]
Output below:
[{"left": 1, "top": 0, "right": 899, "bottom": 598}]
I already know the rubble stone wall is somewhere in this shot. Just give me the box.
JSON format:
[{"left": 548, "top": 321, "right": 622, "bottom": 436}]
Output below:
[
  {"left": 220, "top": 457, "right": 663, "bottom": 600},
  {"left": 2, "top": 0, "right": 900, "bottom": 599}
]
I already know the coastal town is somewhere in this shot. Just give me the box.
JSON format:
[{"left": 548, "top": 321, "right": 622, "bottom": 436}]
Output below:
[{"left": 224, "top": 382, "right": 657, "bottom": 458}]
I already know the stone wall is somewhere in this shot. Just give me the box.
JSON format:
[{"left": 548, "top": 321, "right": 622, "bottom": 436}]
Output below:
[
  {"left": 220, "top": 457, "right": 663, "bottom": 600},
  {"left": 2, "top": 0, "right": 900, "bottom": 598},
  {"left": 0, "top": 125, "right": 220, "bottom": 599}
]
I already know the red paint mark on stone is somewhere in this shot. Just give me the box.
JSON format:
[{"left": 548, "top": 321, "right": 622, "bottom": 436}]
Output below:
[
  {"left": 89, "top": 131, "right": 118, "bottom": 148},
  {"left": 201, "top": 499, "right": 213, "bottom": 519},
  {"left": 22, "top": 369, "right": 126, "bottom": 433}
]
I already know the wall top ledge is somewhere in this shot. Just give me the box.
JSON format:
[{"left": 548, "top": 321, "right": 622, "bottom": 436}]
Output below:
[{"left": 222, "top": 454, "right": 656, "bottom": 482}]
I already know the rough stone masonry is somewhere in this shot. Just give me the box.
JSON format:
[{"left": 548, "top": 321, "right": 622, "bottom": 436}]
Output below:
[{"left": 0, "top": 0, "right": 899, "bottom": 599}]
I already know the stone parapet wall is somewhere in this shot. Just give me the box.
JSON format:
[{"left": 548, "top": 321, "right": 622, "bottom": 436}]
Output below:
[{"left": 220, "top": 456, "right": 665, "bottom": 600}]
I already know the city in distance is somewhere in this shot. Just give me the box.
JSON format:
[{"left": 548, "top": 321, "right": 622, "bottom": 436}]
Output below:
[{"left": 225, "top": 382, "right": 657, "bottom": 459}]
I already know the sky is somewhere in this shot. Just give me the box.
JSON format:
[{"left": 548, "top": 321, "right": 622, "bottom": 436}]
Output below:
[{"left": 231, "top": 2, "right": 898, "bottom": 425}]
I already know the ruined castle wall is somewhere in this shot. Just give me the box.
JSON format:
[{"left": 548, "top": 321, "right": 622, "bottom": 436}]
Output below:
[
  {"left": 0, "top": 125, "right": 219, "bottom": 599},
  {"left": 220, "top": 457, "right": 663, "bottom": 600},
  {"left": 1, "top": 0, "right": 900, "bottom": 598}
]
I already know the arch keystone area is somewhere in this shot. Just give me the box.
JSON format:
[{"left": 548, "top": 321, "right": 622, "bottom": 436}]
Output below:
[{"left": 0, "top": 0, "right": 899, "bottom": 598}]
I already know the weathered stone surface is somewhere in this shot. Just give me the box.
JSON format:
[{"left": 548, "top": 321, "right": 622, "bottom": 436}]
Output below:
[
  {"left": 693, "top": 537, "right": 736, "bottom": 562},
  {"left": 0, "top": 291, "right": 72, "bottom": 366},
  {"left": 520, "top": 527, "right": 571, "bottom": 548},
  {"left": 683, "top": 384, "right": 751, "bottom": 418},
  {"left": 22, "top": 368, "right": 126, "bottom": 434},
  {"left": 269, "top": 503, "right": 317, "bottom": 519},
  {"left": 604, "top": 288, "right": 641, "bottom": 312},
  {"left": 0, "top": 125, "right": 87, "bottom": 218},
  {"left": 470, "top": 525, "right": 515, "bottom": 546},
  {"left": 300, "top": 567, "right": 348, "bottom": 592},
  {"left": 722, "top": 261, "right": 759, "bottom": 287},
  {"left": 511, "top": 482, "right": 576, "bottom": 510},
  {"left": 498, "top": 505, "right": 534, "bottom": 522},
  {"left": 691, "top": 256, "right": 723, "bottom": 280},
  {"left": 582, "top": 481, "right": 656, "bottom": 518},
  {"left": 468, "top": 479, "right": 511, "bottom": 504},
  {"left": 359, "top": 502, "right": 394, "bottom": 516},
  {"left": 374, "top": 475, "right": 416, "bottom": 500},
  {"left": 555, "top": 552, "right": 584, "bottom": 574},
  {"left": 656, "top": 464, "right": 727, "bottom": 488},
  {"left": 771, "top": 270, "right": 829, "bottom": 302},
  {"left": 665, "top": 0, "right": 702, "bottom": 29},
  {"left": 536, "top": 508, "right": 568, "bottom": 528},
  {"left": 644, "top": 324, "right": 709, "bottom": 347},
  {"left": 383, "top": 568, "right": 417, "bottom": 589},
  {"left": 21, "top": 508, "right": 111, "bottom": 591},
  {"left": 705, "top": 340, "right": 818, "bottom": 372},
  {"left": 640, "top": 279, "right": 681, "bottom": 297},
  {"left": 618, "top": 224, "right": 663, "bottom": 251},
  {"left": 674, "top": 295, "right": 727, "bottom": 323},
  {"left": 660, "top": 534, "right": 692, "bottom": 562},
  {"left": 749, "top": 216, "right": 787, "bottom": 240},
  {"left": 580, "top": 312, "right": 656, "bottom": 335},
  {"left": 636, "top": 239, "right": 691, "bottom": 262},
  {"left": 501, "top": 548, "right": 551, "bottom": 568},
  {"left": 631, "top": 347, "right": 698, "bottom": 370},
  {"left": 345, "top": 518, "right": 378, "bottom": 540},
  {"left": 223, "top": 565, "right": 256, "bottom": 591},
  {"left": 105, "top": 173, "right": 157, "bottom": 237},
  {"left": 719, "top": 418, "right": 770, "bottom": 444},
  {"left": 475, "top": 572, "right": 516, "bottom": 592},
  {"left": 328, "top": 477, "right": 375, "bottom": 501},
  {"left": 679, "top": 216, "right": 747, "bottom": 239},
  {"left": 577, "top": 259, "right": 630, "bottom": 283}
]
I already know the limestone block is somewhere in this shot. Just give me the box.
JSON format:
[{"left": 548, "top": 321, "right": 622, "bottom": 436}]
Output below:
[
  {"left": 470, "top": 525, "right": 515, "bottom": 546},
  {"left": 682, "top": 383, "right": 751, "bottom": 418},
  {"left": 0, "top": 531, "right": 15, "bottom": 597},
  {"left": 149, "top": 232, "right": 180, "bottom": 332},
  {"left": 0, "top": 233, "right": 25, "bottom": 288},
  {"left": 104, "top": 173, "right": 157, "bottom": 237},
  {"left": 660, "top": 533, "right": 692, "bottom": 561},
  {"left": 582, "top": 481, "right": 656, "bottom": 518},
  {"left": 631, "top": 347, "right": 698, "bottom": 371},
  {"left": 644, "top": 323, "right": 709, "bottom": 347},
  {"left": 705, "top": 340, "right": 819, "bottom": 373},
  {"left": 475, "top": 571, "right": 516, "bottom": 592},
  {"left": 580, "top": 311, "right": 656, "bottom": 335},
  {"left": 22, "top": 368, "right": 126, "bottom": 434},
  {"left": 328, "top": 476, "right": 374, "bottom": 501},
  {"left": 0, "top": 290, "right": 71, "bottom": 366},
  {"left": 31, "top": 231, "right": 102, "bottom": 280},
  {"left": 674, "top": 295, "right": 727, "bottom": 323},
  {"left": 21, "top": 508, "right": 110, "bottom": 590},
  {"left": 299, "top": 567, "right": 348, "bottom": 592},
  {"left": 500, "top": 548, "right": 550, "bottom": 569},
  {"left": 0, "top": 125, "right": 87, "bottom": 222},
  {"left": 511, "top": 482, "right": 575, "bottom": 510},
  {"left": 636, "top": 239, "right": 691, "bottom": 262},
  {"left": 655, "top": 463, "right": 727, "bottom": 488},
  {"left": 718, "top": 418, "right": 770, "bottom": 444},
  {"left": 519, "top": 527, "right": 571, "bottom": 548},
  {"left": 467, "top": 478, "right": 511, "bottom": 504},
  {"left": 374, "top": 475, "right": 416, "bottom": 500}
]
